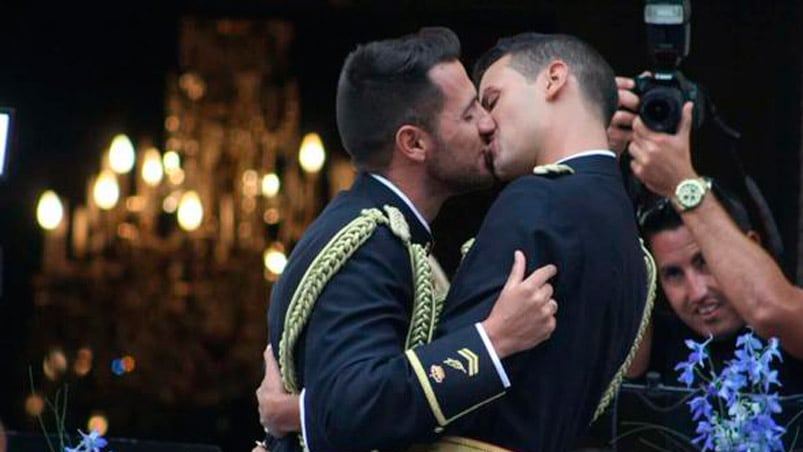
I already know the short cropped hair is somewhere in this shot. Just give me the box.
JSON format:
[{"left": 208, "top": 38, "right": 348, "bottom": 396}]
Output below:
[
  {"left": 473, "top": 32, "right": 617, "bottom": 127},
  {"left": 336, "top": 27, "right": 461, "bottom": 171}
]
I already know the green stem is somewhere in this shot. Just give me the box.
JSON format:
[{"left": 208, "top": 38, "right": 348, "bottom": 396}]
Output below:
[
  {"left": 704, "top": 355, "right": 727, "bottom": 420},
  {"left": 787, "top": 425, "right": 800, "bottom": 452},
  {"left": 60, "top": 385, "right": 69, "bottom": 449},
  {"left": 28, "top": 367, "right": 57, "bottom": 452},
  {"left": 785, "top": 407, "right": 803, "bottom": 430}
]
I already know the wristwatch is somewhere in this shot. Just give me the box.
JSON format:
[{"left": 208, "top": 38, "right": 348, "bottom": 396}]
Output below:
[{"left": 673, "top": 177, "right": 711, "bottom": 211}]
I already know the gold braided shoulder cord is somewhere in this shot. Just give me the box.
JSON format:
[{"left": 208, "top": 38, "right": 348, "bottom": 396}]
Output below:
[
  {"left": 277, "top": 205, "right": 441, "bottom": 447},
  {"left": 591, "top": 238, "right": 658, "bottom": 423},
  {"left": 405, "top": 243, "right": 440, "bottom": 348},
  {"left": 382, "top": 203, "right": 441, "bottom": 349},
  {"left": 278, "top": 207, "right": 389, "bottom": 394}
]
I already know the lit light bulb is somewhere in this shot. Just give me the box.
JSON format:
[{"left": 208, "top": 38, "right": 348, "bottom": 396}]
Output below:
[
  {"left": 263, "top": 244, "right": 287, "bottom": 275},
  {"left": 163, "top": 150, "right": 181, "bottom": 174},
  {"left": 93, "top": 170, "right": 120, "bottom": 210},
  {"left": 141, "top": 147, "right": 163, "bottom": 186},
  {"left": 162, "top": 190, "right": 181, "bottom": 213},
  {"left": 25, "top": 394, "right": 45, "bottom": 417},
  {"left": 87, "top": 414, "right": 109, "bottom": 436},
  {"left": 108, "top": 134, "right": 135, "bottom": 174},
  {"left": 298, "top": 132, "right": 326, "bottom": 173},
  {"left": 261, "top": 173, "right": 281, "bottom": 197},
  {"left": 242, "top": 169, "right": 259, "bottom": 197},
  {"left": 177, "top": 190, "right": 203, "bottom": 231},
  {"left": 42, "top": 348, "right": 68, "bottom": 381},
  {"left": 36, "top": 190, "right": 64, "bottom": 230}
]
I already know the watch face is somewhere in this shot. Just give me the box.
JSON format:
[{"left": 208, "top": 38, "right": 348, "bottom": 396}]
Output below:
[{"left": 676, "top": 179, "right": 706, "bottom": 209}]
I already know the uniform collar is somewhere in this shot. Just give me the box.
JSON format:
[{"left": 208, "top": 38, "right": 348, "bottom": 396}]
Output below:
[
  {"left": 554, "top": 149, "right": 615, "bottom": 165},
  {"left": 355, "top": 173, "right": 433, "bottom": 245},
  {"left": 555, "top": 150, "right": 621, "bottom": 177}
]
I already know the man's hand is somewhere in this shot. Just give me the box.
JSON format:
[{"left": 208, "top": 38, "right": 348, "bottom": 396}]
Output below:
[
  {"left": 256, "top": 345, "right": 301, "bottom": 438},
  {"left": 629, "top": 101, "right": 698, "bottom": 197},
  {"left": 481, "top": 251, "right": 558, "bottom": 358},
  {"left": 607, "top": 77, "right": 640, "bottom": 155}
]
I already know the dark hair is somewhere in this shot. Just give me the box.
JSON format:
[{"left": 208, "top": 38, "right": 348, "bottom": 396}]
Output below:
[
  {"left": 336, "top": 27, "right": 461, "bottom": 171},
  {"left": 640, "top": 180, "right": 753, "bottom": 244},
  {"left": 473, "top": 32, "right": 617, "bottom": 127}
]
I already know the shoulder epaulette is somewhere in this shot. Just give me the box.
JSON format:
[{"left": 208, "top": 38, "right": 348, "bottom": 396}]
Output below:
[
  {"left": 532, "top": 163, "right": 575, "bottom": 178},
  {"left": 460, "top": 238, "right": 475, "bottom": 261}
]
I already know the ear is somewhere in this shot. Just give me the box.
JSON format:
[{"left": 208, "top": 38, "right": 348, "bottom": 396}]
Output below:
[
  {"left": 543, "top": 59, "right": 569, "bottom": 101},
  {"left": 395, "top": 125, "right": 429, "bottom": 163},
  {"left": 746, "top": 230, "right": 762, "bottom": 246}
]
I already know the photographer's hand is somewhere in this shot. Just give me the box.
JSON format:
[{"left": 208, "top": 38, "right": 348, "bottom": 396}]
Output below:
[
  {"left": 607, "top": 77, "right": 639, "bottom": 154},
  {"left": 629, "top": 101, "right": 698, "bottom": 197}
]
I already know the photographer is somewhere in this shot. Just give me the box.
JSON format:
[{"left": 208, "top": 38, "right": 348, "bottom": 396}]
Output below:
[{"left": 613, "top": 79, "right": 803, "bottom": 383}]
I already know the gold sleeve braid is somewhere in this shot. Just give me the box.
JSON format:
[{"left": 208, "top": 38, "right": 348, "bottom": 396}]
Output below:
[
  {"left": 277, "top": 205, "right": 443, "bottom": 449},
  {"left": 591, "top": 238, "right": 657, "bottom": 423}
]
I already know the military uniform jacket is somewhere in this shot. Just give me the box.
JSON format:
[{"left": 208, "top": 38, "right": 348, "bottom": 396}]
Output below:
[
  {"left": 268, "top": 174, "right": 509, "bottom": 452},
  {"left": 438, "top": 154, "right": 649, "bottom": 451}
]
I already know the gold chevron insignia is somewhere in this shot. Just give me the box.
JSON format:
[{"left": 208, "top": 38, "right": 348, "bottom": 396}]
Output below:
[{"left": 457, "top": 348, "right": 479, "bottom": 376}]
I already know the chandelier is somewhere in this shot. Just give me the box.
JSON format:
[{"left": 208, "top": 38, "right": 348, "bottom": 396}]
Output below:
[{"left": 27, "top": 18, "right": 354, "bottom": 437}]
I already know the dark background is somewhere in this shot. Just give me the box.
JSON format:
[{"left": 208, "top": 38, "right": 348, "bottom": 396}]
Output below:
[{"left": 1, "top": 1, "right": 800, "bottom": 450}]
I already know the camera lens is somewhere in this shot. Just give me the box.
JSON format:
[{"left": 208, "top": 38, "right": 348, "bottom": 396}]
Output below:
[{"left": 640, "top": 87, "right": 684, "bottom": 133}]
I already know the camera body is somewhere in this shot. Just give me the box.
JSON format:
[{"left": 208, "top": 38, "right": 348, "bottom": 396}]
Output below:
[
  {"left": 633, "top": 0, "right": 704, "bottom": 134},
  {"left": 633, "top": 71, "right": 703, "bottom": 134}
]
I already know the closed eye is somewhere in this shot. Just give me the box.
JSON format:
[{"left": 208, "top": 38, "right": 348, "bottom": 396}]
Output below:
[
  {"left": 482, "top": 96, "right": 497, "bottom": 111},
  {"left": 480, "top": 88, "right": 499, "bottom": 111}
]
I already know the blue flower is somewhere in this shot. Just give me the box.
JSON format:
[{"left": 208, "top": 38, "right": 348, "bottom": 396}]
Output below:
[
  {"left": 688, "top": 395, "right": 713, "bottom": 421},
  {"left": 64, "top": 429, "right": 109, "bottom": 452},
  {"left": 675, "top": 336, "right": 713, "bottom": 387},
  {"left": 675, "top": 360, "right": 697, "bottom": 387},
  {"left": 679, "top": 331, "right": 787, "bottom": 452},
  {"left": 684, "top": 337, "right": 711, "bottom": 366},
  {"left": 736, "top": 331, "right": 763, "bottom": 352}
]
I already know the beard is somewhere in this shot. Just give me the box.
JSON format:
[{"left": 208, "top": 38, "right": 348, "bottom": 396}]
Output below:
[{"left": 427, "top": 139, "right": 494, "bottom": 196}]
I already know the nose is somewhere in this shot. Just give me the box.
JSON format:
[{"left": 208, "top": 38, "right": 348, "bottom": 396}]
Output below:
[
  {"left": 686, "top": 270, "right": 709, "bottom": 303},
  {"left": 477, "top": 108, "right": 496, "bottom": 137}
]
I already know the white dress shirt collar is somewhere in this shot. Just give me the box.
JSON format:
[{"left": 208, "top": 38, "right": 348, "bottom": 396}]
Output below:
[
  {"left": 369, "top": 173, "right": 431, "bottom": 233},
  {"left": 554, "top": 149, "right": 615, "bottom": 165}
]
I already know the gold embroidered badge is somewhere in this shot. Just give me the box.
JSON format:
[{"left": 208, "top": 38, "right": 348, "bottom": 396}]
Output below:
[
  {"left": 429, "top": 364, "right": 446, "bottom": 383},
  {"left": 443, "top": 358, "right": 467, "bottom": 374}
]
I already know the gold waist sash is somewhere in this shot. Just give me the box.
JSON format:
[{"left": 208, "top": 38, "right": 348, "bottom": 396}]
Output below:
[{"left": 410, "top": 436, "right": 514, "bottom": 452}]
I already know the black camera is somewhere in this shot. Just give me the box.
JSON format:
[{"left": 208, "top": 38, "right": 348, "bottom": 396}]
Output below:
[{"left": 632, "top": 0, "right": 704, "bottom": 134}]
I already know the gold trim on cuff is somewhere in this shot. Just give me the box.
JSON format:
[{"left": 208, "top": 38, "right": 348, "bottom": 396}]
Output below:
[
  {"left": 406, "top": 350, "right": 506, "bottom": 428},
  {"left": 406, "top": 349, "right": 448, "bottom": 425}
]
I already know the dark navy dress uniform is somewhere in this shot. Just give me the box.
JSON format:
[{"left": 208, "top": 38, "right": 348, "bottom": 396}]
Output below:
[
  {"left": 438, "top": 153, "right": 650, "bottom": 451},
  {"left": 268, "top": 174, "right": 510, "bottom": 452}
]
